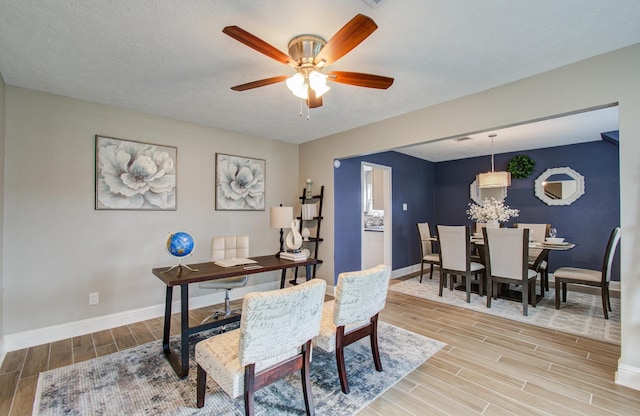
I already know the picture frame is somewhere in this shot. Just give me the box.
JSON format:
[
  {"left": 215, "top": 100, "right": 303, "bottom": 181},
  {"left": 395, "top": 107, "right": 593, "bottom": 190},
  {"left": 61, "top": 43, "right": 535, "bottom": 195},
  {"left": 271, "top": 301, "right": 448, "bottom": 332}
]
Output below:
[
  {"left": 95, "top": 135, "right": 177, "bottom": 210},
  {"left": 215, "top": 153, "right": 265, "bottom": 211}
]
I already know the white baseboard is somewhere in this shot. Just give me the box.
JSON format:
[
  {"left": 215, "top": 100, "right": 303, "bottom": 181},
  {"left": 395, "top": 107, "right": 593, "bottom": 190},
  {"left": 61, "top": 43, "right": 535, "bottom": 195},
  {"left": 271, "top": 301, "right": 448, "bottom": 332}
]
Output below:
[
  {"left": 616, "top": 360, "right": 640, "bottom": 391},
  {"left": 391, "top": 264, "right": 420, "bottom": 279},
  {"left": 0, "top": 280, "right": 280, "bottom": 357}
]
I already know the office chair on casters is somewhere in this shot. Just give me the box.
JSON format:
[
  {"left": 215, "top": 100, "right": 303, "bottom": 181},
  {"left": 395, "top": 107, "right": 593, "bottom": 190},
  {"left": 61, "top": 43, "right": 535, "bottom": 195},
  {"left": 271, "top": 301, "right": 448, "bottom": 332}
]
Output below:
[{"left": 199, "top": 235, "right": 249, "bottom": 324}]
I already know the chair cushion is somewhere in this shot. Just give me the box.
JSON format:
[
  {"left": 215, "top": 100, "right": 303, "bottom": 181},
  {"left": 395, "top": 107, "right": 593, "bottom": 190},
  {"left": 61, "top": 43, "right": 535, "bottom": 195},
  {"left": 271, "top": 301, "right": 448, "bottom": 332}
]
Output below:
[
  {"left": 199, "top": 276, "right": 248, "bottom": 290},
  {"left": 553, "top": 267, "right": 601, "bottom": 283},
  {"left": 423, "top": 253, "right": 439, "bottom": 263},
  {"left": 314, "top": 300, "right": 370, "bottom": 353},
  {"left": 195, "top": 329, "right": 299, "bottom": 398}
]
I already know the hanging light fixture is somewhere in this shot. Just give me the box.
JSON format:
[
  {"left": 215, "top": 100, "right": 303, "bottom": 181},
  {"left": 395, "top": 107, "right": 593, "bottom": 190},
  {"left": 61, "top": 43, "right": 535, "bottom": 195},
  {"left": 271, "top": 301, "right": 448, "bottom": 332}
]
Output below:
[
  {"left": 477, "top": 133, "right": 511, "bottom": 188},
  {"left": 285, "top": 69, "right": 330, "bottom": 100}
]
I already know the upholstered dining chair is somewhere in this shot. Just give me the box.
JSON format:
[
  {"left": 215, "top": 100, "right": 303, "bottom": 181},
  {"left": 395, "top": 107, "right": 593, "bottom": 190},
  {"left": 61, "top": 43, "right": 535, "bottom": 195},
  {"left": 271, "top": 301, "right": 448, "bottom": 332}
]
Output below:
[
  {"left": 553, "top": 227, "right": 620, "bottom": 319},
  {"left": 483, "top": 227, "right": 538, "bottom": 316},
  {"left": 195, "top": 278, "right": 326, "bottom": 415},
  {"left": 436, "top": 225, "right": 485, "bottom": 303},
  {"left": 515, "top": 223, "right": 551, "bottom": 292},
  {"left": 416, "top": 223, "right": 439, "bottom": 282},
  {"left": 199, "top": 235, "right": 249, "bottom": 323},
  {"left": 314, "top": 264, "right": 391, "bottom": 394}
]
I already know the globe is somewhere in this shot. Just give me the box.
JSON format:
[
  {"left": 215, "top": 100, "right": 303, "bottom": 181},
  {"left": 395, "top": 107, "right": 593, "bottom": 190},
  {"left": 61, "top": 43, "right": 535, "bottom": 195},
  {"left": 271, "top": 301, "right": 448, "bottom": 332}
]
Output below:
[{"left": 166, "top": 231, "right": 196, "bottom": 258}]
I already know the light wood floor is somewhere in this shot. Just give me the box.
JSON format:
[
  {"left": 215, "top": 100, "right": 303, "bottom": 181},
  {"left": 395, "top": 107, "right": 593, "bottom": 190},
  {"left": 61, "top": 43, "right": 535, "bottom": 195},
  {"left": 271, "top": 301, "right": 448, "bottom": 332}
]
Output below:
[{"left": 1, "top": 276, "right": 638, "bottom": 415}]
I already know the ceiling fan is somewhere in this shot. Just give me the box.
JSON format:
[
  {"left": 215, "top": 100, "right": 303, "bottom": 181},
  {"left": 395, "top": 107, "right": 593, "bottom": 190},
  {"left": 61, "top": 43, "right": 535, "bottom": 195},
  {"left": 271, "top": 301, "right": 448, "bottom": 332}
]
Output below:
[{"left": 222, "top": 14, "right": 394, "bottom": 109}]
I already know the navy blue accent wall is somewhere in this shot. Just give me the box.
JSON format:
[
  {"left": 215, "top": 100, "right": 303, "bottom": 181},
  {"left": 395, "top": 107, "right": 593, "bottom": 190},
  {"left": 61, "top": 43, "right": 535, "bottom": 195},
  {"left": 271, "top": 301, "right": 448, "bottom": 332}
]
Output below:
[
  {"left": 334, "top": 151, "right": 436, "bottom": 283},
  {"left": 435, "top": 140, "right": 620, "bottom": 280}
]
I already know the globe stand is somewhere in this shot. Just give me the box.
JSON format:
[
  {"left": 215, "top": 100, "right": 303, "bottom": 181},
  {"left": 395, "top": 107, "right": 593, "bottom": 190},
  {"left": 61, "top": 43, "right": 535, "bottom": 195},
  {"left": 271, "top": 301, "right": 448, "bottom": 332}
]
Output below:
[{"left": 163, "top": 259, "right": 198, "bottom": 273}]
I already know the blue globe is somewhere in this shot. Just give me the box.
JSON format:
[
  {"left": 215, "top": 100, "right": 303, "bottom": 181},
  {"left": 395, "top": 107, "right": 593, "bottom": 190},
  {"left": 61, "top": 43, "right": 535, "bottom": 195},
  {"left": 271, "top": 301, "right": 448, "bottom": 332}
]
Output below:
[{"left": 166, "top": 232, "right": 196, "bottom": 258}]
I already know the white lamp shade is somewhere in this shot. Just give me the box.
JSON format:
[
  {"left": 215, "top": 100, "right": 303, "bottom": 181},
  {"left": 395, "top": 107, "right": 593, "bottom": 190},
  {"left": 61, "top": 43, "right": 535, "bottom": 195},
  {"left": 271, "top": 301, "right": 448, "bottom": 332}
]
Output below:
[
  {"left": 270, "top": 206, "right": 293, "bottom": 229},
  {"left": 477, "top": 171, "right": 511, "bottom": 188}
]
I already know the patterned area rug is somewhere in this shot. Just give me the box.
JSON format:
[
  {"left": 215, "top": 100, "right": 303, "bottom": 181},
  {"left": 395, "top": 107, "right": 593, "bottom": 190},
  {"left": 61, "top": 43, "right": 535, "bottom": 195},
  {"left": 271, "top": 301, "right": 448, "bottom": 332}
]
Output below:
[
  {"left": 34, "top": 322, "right": 444, "bottom": 415},
  {"left": 390, "top": 275, "right": 620, "bottom": 344}
]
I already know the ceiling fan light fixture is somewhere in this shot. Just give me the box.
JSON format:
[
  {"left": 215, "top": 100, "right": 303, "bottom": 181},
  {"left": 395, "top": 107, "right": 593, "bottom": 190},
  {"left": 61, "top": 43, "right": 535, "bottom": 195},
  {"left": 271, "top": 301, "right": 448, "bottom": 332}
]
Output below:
[
  {"left": 286, "top": 73, "right": 308, "bottom": 99},
  {"left": 309, "top": 70, "right": 330, "bottom": 97}
]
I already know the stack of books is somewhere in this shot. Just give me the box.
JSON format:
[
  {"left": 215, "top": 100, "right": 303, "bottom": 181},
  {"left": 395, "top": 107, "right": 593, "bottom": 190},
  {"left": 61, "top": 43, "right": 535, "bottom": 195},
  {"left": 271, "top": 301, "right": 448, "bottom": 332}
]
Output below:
[{"left": 279, "top": 251, "right": 308, "bottom": 262}]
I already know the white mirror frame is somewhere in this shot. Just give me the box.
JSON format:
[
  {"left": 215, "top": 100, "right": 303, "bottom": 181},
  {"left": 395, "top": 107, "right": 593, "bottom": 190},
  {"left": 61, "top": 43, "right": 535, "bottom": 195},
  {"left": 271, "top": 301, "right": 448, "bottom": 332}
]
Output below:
[
  {"left": 534, "top": 167, "right": 585, "bottom": 206},
  {"left": 470, "top": 179, "right": 507, "bottom": 205}
]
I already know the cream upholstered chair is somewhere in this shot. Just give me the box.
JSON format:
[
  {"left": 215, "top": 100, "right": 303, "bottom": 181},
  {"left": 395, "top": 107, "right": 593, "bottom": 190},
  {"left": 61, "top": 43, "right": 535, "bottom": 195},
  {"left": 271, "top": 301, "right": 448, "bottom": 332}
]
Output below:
[
  {"left": 196, "top": 278, "right": 326, "bottom": 415},
  {"left": 199, "top": 235, "right": 249, "bottom": 322},
  {"left": 314, "top": 264, "right": 391, "bottom": 394},
  {"left": 437, "top": 225, "right": 485, "bottom": 303},
  {"left": 515, "top": 223, "right": 551, "bottom": 292},
  {"left": 483, "top": 227, "right": 538, "bottom": 316},
  {"left": 553, "top": 227, "right": 620, "bottom": 319},
  {"left": 417, "top": 223, "right": 439, "bottom": 282}
]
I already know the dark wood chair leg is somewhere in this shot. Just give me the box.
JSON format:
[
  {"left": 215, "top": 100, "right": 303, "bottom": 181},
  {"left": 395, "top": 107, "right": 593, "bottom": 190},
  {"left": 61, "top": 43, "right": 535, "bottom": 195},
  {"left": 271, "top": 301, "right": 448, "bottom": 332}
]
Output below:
[
  {"left": 196, "top": 364, "right": 207, "bottom": 408},
  {"left": 522, "top": 284, "right": 528, "bottom": 316},
  {"left": 465, "top": 273, "right": 471, "bottom": 303},
  {"left": 244, "top": 364, "right": 256, "bottom": 416},
  {"left": 369, "top": 315, "right": 383, "bottom": 372},
  {"left": 562, "top": 282, "right": 568, "bottom": 302},
  {"left": 438, "top": 272, "right": 445, "bottom": 296},
  {"left": 429, "top": 264, "right": 434, "bottom": 279},
  {"left": 601, "top": 285, "right": 609, "bottom": 319},
  {"left": 555, "top": 279, "right": 561, "bottom": 309},
  {"left": 335, "top": 326, "right": 350, "bottom": 394},
  {"left": 300, "top": 341, "right": 315, "bottom": 416},
  {"left": 419, "top": 262, "right": 424, "bottom": 283}
]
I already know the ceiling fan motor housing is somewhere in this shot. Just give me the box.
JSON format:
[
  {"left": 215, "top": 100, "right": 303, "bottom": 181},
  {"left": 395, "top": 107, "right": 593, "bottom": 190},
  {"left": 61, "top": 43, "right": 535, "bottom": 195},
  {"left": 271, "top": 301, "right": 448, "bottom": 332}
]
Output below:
[{"left": 288, "top": 35, "right": 326, "bottom": 68}]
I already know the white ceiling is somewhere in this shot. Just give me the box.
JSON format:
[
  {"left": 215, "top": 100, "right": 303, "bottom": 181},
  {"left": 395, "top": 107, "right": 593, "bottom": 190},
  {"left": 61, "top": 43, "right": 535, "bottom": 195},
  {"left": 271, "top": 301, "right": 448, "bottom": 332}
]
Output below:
[{"left": 0, "top": 1, "right": 638, "bottom": 145}]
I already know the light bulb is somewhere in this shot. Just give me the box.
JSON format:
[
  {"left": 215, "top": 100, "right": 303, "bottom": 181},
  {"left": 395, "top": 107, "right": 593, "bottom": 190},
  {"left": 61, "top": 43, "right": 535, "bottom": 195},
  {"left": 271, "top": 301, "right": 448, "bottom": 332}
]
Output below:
[{"left": 309, "top": 71, "right": 330, "bottom": 97}]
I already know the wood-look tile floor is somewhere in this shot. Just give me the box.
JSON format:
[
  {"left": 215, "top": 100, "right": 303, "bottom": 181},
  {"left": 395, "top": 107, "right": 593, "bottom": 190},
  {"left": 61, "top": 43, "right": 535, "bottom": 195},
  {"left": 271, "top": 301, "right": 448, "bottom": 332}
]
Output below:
[{"left": 2, "top": 277, "right": 639, "bottom": 415}]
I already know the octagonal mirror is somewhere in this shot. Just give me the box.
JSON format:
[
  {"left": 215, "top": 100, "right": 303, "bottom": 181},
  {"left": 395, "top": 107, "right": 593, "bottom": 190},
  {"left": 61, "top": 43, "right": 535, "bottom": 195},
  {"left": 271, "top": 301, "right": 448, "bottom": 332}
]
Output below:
[{"left": 534, "top": 167, "right": 585, "bottom": 205}]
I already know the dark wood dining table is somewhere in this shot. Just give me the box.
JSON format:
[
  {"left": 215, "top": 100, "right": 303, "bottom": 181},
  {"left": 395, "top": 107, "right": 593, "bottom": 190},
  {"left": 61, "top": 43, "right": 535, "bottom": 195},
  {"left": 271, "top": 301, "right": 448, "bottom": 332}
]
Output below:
[{"left": 152, "top": 255, "right": 319, "bottom": 377}]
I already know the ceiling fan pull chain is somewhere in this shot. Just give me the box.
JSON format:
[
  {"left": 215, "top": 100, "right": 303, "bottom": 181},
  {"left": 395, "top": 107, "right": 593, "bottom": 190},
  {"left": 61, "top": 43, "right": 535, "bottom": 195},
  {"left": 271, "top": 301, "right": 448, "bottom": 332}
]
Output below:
[
  {"left": 299, "top": 99, "right": 303, "bottom": 117},
  {"left": 307, "top": 100, "right": 311, "bottom": 120}
]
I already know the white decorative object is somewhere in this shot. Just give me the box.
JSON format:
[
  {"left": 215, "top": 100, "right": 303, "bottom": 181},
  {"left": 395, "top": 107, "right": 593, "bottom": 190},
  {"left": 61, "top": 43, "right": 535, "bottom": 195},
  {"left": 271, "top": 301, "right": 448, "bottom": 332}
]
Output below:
[
  {"left": 285, "top": 219, "right": 303, "bottom": 251},
  {"left": 467, "top": 198, "right": 519, "bottom": 223},
  {"left": 301, "top": 203, "right": 317, "bottom": 220},
  {"left": 301, "top": 227, "right": 311, "bottom": 241},
  {"left": 486, "top": 220, "right": 500, "bottom": 229},
  {"left": 306, "top": 179, "right": 313, "bottom": 198},
  {"left": 534, "top": 167, "right": 585, "bottom": 206}
]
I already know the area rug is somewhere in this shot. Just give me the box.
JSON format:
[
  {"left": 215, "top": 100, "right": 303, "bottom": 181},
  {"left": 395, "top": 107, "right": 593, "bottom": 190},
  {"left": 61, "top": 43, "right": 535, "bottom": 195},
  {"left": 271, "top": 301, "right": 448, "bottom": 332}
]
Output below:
[
  {"left": 390, "top": 275, "right": 620, "bottom": 344},
  {"left": 33, "top": 322, "right": 444, "bottom": 415}
]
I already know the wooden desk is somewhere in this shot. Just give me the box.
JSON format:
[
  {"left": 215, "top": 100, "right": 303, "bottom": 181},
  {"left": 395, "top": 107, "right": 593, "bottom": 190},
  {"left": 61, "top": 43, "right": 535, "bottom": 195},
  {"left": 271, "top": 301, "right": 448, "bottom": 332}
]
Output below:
[{"left": 152, "top": 255, "right": 319, "bottom": 377}]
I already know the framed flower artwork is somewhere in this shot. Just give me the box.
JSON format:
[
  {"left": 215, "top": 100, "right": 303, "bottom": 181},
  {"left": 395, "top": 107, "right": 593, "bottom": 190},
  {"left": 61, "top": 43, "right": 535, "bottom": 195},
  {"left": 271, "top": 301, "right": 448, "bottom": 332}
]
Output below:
[
  {"left": 95, "top": 135, "right": 177, "bottom": 210},
  {"left": 215, "top": 153, "right": 265, "bottom": 211}
]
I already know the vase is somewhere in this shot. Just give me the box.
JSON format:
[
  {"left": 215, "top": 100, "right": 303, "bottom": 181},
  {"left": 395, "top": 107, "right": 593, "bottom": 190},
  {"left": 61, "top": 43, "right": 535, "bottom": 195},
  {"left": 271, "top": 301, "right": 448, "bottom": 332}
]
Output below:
[
  {"left": 285, "top": 220, "right": 303, "bottom": 251},
  {"left": 301, "top": 226, "right": 310, "bottom": 241},
  {"left": 486, "top": 219, "right": 500, "bottom": 229}
]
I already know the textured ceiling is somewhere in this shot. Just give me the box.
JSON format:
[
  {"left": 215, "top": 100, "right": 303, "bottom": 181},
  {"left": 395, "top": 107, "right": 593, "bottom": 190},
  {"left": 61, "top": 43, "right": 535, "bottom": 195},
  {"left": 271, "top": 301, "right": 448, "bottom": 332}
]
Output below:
[{"left": 0, "top": 1, "right": 638, "bottom": 146}]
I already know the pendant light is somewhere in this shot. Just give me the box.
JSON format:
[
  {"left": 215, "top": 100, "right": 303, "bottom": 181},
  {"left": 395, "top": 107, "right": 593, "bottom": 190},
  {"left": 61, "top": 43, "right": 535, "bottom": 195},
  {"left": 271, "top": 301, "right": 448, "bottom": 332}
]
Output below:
[{"left": 477, "top": 134, "right": 511, "bottom": 188}]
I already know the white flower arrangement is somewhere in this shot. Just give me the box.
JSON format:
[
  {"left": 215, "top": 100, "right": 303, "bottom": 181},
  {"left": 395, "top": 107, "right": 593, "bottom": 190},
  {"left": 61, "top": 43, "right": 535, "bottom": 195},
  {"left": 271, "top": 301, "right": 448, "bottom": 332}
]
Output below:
[{"left": 467, "top": 198, "right": 520, "bottom": 223}]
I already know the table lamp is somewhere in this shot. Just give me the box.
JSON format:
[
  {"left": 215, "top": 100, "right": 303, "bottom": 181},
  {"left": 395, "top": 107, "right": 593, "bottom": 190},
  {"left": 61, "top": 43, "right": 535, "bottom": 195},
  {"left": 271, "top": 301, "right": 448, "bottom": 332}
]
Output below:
[{"left": 270, "top": 205, "right": 293, "bottom": 256}]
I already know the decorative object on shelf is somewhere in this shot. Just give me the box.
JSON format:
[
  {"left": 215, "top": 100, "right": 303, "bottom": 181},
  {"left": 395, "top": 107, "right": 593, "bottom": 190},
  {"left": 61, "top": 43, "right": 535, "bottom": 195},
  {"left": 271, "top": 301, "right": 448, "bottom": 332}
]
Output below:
[
  {"left": 95, "top": 135, "right": 177, "bottom": 211},
  {"left": 477, "top": 134, "right": 511, "bottom": 188},
  {"left": 507, "top": 154, "right": 536, "bottom": 179},
  {"left": 270, "top": 205, "right": 293, "bottom": 256},
  {"left": 306, "top": 178, "right": 313, "bottom": 198},
  {"left": 285, "top": 219, "right": 303, "bottom": 251},
  {"left": 534, "top": 167, "right": 585, "bottom": 206},
  {"left": 215, "top": 153, "right": 265, "bottom": 211},
  {"left": 301, "top": 226, "right": 311, "bottom": 241},
  {"left": 290, "top": 185, "right": 324, "bottom": 285},
  {"left": 467, "top": 197, "right": 519, "bottom": 223},
  {"left": 302, "top": 203, "right": 317, "bottom": 220},
  {"left": 163, "top": 231, "right": 198, "bottom": 273}
]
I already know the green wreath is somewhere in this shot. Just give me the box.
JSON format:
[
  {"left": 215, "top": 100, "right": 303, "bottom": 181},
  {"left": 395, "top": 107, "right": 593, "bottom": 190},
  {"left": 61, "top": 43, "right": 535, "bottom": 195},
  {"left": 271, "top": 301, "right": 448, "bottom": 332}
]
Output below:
[{"left": 507, "top": 154, "right": 535, "bottom": 179}]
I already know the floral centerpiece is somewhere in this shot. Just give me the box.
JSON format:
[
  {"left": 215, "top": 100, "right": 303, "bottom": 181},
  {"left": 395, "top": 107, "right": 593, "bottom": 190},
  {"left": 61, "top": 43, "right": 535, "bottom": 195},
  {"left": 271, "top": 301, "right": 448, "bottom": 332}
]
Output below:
[{"left": 467, "top": 198, "right": 519, "bottom": 223}]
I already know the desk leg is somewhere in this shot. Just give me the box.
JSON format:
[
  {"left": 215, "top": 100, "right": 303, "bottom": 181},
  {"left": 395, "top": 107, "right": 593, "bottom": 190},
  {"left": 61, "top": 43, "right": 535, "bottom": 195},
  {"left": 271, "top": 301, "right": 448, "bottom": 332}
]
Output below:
[
  {"left": 180, "top": 284, "right": 190, "bottom": 377},
  {"left": 280, "top": 269, "right": 287, "bottom": 289},
  {"left": 306, "top": 264, "right": 312, "bottom": 281},
  {"left": 162, "top": 286, "right": 173, "bottom": 354}
]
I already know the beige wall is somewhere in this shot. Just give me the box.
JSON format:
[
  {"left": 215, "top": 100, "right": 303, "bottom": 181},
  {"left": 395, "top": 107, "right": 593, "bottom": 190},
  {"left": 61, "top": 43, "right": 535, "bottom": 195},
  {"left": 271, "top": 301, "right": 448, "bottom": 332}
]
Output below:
[
  {"left": 0, "top": 73, "right": 5, "bottom": 342},
  {"left": 300, "top": 43, "right": 640, "bottom": 389},
  {"left": 3, "top": 87, "right": 299, "bottom": 335}
]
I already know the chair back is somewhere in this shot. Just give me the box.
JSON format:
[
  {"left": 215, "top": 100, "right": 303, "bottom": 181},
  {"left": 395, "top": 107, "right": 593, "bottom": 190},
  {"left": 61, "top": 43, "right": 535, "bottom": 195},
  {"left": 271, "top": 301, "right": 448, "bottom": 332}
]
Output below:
[
  {"left": 416, "top": 223, "right": 434, "bottom": 256},
  {"left": 515, "top": 223, "right": 550, "bottom": 243},
  {"left": 602, "top": 227, "right": 621, "bottom": 283},
  {"left": 483, "top": 228, "right": 529, "bottom": 280},
  {"left": 333, "top": 264, "right": 391, "bottom": 327},
  {"left": 238, "top": 279, "right": 326, "bottom": 366},
  {"left": 211, "top": 235, "right": 249, "bottom": 261},
  {"left": 437, "top": 225, "right": 471, "bottom": 272}
]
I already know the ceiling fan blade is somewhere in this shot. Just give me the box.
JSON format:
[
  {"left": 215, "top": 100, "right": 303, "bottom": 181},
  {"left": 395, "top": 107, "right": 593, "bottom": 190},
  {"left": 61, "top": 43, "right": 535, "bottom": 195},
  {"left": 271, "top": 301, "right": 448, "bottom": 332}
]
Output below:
[
  {"left": 314, "top": 14, "right": 378, "bottom": 66},
  {"left": 307, "top": 88, "right": 323, "bottom": 108},
  {"left": 230, "top": 75, "right": 289, "bottom": 91},
  {"left": 328, "top": 71, "right": 394, "bottom": 89},
  {"left": 223, "top": 26, "right": 295, "bottom": 66}
]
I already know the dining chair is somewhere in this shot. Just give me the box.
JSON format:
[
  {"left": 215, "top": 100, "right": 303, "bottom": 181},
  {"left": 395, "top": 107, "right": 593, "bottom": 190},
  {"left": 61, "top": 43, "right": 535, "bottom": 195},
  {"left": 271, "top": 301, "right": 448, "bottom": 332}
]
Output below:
[
  {"left": 483, "top": 227, "right": 538, "bottom": 316},
  {"left": 416, "top": 223, "right": 439, "bottom": 282},
  {"left": 515, "top": 223, "right": 551, "bottom": 293},
  {"left": 437, "top": 225, "right": 485, "bottom": 303},
  {"left": 195, "top": 278, "right": 326, "bottom": 415},
  {"left": 314, "top": 264, "right": 391, "bottom": 394},
  {"left": 553, "top": 227, "right": 620, "bottom": 319},
  {"left": 199, "top": 235, "right": 249, "bottom": 323}
]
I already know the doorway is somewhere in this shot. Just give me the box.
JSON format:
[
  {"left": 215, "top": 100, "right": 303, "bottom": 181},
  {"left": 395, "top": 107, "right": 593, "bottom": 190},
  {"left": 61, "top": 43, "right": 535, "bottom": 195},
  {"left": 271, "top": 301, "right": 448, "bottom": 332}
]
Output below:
[{"left": 361, "top": 162, "right": 392, "bottom": 269}]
